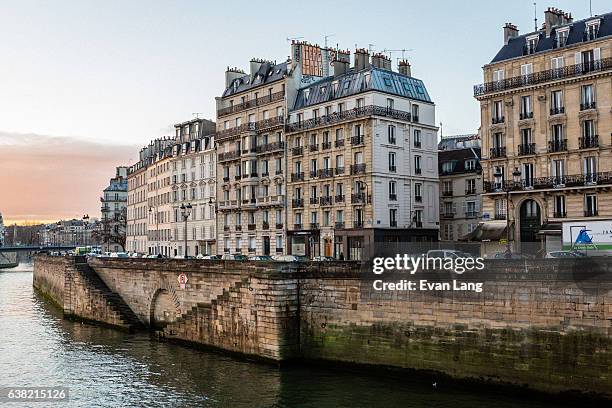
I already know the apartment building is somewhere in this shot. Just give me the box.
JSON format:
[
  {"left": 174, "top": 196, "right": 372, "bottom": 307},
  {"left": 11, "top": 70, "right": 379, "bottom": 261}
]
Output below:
[
  {"left": 100, "top": 166, "right": 128, "bottom": 252},
  {"left": 475, "top": 8, "right": 612, "bottom": 251},
  {"left": 127, "top": 137, "right": 173, "bottom": 254},
  {"left": 170, "top": 118, "right": 217, "bottom": 257},
  {"left": 438, "top": 134, "right": 482, "bottom": 241},
  {"left": 286, "top": 50, "right": 439, "bottom": 260},
  {"left": 0, "top": 212, "right": 4, "bottom": 246}
]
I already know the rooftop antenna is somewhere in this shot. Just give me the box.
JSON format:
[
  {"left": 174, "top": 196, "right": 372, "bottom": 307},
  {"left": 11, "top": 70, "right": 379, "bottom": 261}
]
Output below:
[
  {"left": 533, "top": 2, "right": 538, "bottom": 31},
  {"left": 382, "top": 48, "right": 414, "bottom": 60},
  {"left": 368, "top": 43, "right": 375, "bottom": 54},
  {"left": 192, "top": 112, "right": 203, "bottom": 119},
  {"left": 324, "top": 34, "right": 335, "bottom": 48},
  {"left": 590, "top": 0, "right": 593, "bottom": 17},
  {"left": 439, "top": 122, "right": 443, "bottom": 139},
  {"left": 286, "top": 36, "right": 304, "bottom": 42}
]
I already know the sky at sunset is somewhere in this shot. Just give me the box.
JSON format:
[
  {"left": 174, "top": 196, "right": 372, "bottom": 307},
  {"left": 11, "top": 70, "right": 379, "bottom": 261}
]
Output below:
[{"left": 0, "top": 0, "right": 607, "bottom": 224}]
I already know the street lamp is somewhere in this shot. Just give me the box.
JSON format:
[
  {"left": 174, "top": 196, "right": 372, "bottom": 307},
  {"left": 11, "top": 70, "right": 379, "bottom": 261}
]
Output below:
[
  {"left": 82, "top": 214, "right": 89, "bottom": 246},
  {"left": 494, "top": 167, "right": 521, "bottom": 254},
  {"left": 180, "top": 203, "right": 192, "bottom": 259}
]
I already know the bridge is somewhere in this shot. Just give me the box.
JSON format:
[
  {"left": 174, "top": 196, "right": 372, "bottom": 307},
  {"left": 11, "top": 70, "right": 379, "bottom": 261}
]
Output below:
[{"left": 0, "top": 245, "right": 77, "bottom": 253}]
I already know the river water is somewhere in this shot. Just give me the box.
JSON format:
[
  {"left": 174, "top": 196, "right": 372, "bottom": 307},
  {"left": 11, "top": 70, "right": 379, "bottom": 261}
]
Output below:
[{"left": 0, "top": 264, "right": 581, "bottom": 408}]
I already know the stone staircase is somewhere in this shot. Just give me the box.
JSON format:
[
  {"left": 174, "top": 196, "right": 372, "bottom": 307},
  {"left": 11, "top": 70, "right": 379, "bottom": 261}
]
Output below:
[{"left": 71, "top": 258, "right": 144, "bottom": 332}]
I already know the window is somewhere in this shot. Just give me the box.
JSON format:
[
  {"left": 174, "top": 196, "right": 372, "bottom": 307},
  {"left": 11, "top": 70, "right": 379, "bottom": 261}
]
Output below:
[
  {"left": 493, "top": 100, "right": 503, "bottom": 121},
  {"left": 585, "top": 20, "right": 600, "bottom": 41},
  {"left": 552, "top": 159, "right": 565, "bottom": 185},
  {"left": 520, "top": 63, "right": 532, "bottom": 82},
  {"left": 442, "top": 161, "right": 454, "bottom": 173},
  {"left": 356, "top": 98, "right": 365, "bottom": 109},
  {"left": 413, "top": 129, "right": 421, "bottom": 148},
  {"left": 276, "top": 235, "right": 283, "bottom": 249},
  {"left": 465, "top": 160, "right": 476, "bottom": 171},
  {"left": 494, "top": 199, "right": 506, "bottom": 219},
  {"left": 414, "top": 155, "right": 422, "bottom": 174},
  {"left": 526, "top": 35, "right": 538, "bottom": 54},
  {"left": 551, "top": 90, "right": 563, "bottom": 113},
  {"left": 389, "top": 209, "right": 397, "bottom": 227},
  {"left": 492, "top": 69, "right": 504, "bottom": 82},
  {"left": 411, "top": 104, "right": 419, "bottom": 121},
  {"left": 520, "top": 95, "right": 532, "bottom": 118},
  {"left": 389, "top": 152, "right": 397, "bottom": 172},
  {"left": 388, "top": 125, "right": 396, "bottom": 144},
  {"left": 414, "top": 183, "right": 422, "bottom": 201},
  {"left": 522, "top": 163, "right": 534, "bottom": 188},
  {"left": 554, "top": 195, "right": 566, "bottom": 217},
  {"left": 581, "top": 84, "right": 595, "bottom": 108},
  {"left": 323, "top": 211, "right": 330, "bottom": 227},
  {"left": 386, "top": 98, "right": 394, "bottom": 110},
  {"left": 466, "top": 179, "right": 476, "bottom": 194},
  {"left": 556, "top": 28, "right": 569, "bottom": 47},
  {"left": 584, "top": 156, "right": 597, "bottom": 180},
  {"left": 585, "top": 194, "right": 598, "bottom": 216},
  {"left": 551, "top": 123, "right": 564, "bottom": 144},
  {"left": 389, "top": 181, "right": 397, "bottom": 201}
]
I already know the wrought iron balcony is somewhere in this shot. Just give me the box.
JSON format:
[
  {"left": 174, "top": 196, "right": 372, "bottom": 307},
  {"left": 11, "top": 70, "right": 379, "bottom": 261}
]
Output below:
[
  {"left": 579, "top": 135, "right": 598, "bottom": 149},
  {"left": 389, "top": 165, "right": 397, "bottom": 172},
  {"left": 290, "top": 172, "right": 304, "bottom": 182},
  {"left": 309, "top": 197, "right": 319, "bottom": 205},
  {"left": 494, "top": 213, "right": 507, "bottom": 220},
  {"left": 335, "top": 221, "right": 345, "bottom": 229},
  {"left": 322, "top": 141, "right": 332, "bottom": 150},
  {"left": 474, "top": 58, "right": 612, "bottom": 96},
  {"left": 217, "top": 90, "right": 284, "bottom": 117},
  {"left": 350, "top": 163, "right": 366, "bottom": 175},
  {"left": 553, "top": 211, "right": 566, "bottom": 218},
  {"left": 236, "top": 225, "right": 242, "bottom": 231},
  {"left": 351, "top": 193, "right": 369, "bottom": 204},
  {"left": 414, "top": 221, "right": 423, "bottom": 228},
  {"left": 490, "top": 146, "right": 506, "bottom": 158},
  {"left": 518, "top": 143, "right": 536, "bottom": 156},
  {"left": 415, "top": 195, "right": 422, "bottom": 203},
  {"left": 414, "top": 141, "right": 422, "bottom": 148},
  {"left": 320, "top": 196, "right": 333, "bottom": 206},
  {"left": 491, "top": 116, "right": 505, "bottom": 124},
  {"left": 310, "top": 223, "right": 320, "bottom": 230},
  {"left": 218, "top": 150, "right": 241, "bottom": 162},
  {"left": 580, "top": 102, "right": 597, "bottom": 111},
  {"left": 484, "top": 171, "right": 612, "bottom": 193},
  {"left": 335, "top": 195, "right": 345, "bottom": 203},
  {"left": 548, "top": 139, "right": 567, "bottom": 152},
  {"left": 318, "top": 168, "right": 333, "bottom": 179},
  {"left": 294, "top": 223, "right": 303, "bottom": 230},
  {"left": 248, "top": 224, "right": 256, "bottom": 230},
  {"left": 262, "top": 222, "right": 270, "bottom": 230},
  {"left": 309, "top": 144, "right": 319, "bottom": 152},
  {"left": 287, "top": 105, "right": 413, "bottom": 133},
  {"left": 415, "top": 168, "right": 422, "bottom": 175},
  {"left": 519, "top": 111, "right": 534, "bottom": 120},
  {"left": 223, "top": 176, "right": 230, "bottom": 182},
  {"left": 335, "top": 139, "right": 345, "bottom": 148},
  {"left": 335, "top": 167, "right": 345, "bottom": 175},
  {"left": 390, "top": 220, "right": 398, "bottom": 227},
  {"left": 256, "top": 141, "right": 284, "bottom": 154},
  {"left": 465, "top": 211, "right": 478, "bottom": 218},
  {"left": 465, "top": 189, "right": 476, "bottom": 195},
  {"left": 351, "top": 135, "right": 364, "bottom": 146},
  {"left": 275, "top": 223, "right": 284, "bottom": 229},
  {"left": 292, "top": 198, "right": 304, "bottom": 208},
  {"left": 389, "top": 193, "right": 397, "bottom": 201},
  {"left": 550, "top": 106, "right": 565, "bottom": 116},
  {"left": 441, "top": 212, "right": 455, "bottom": 219},
  {"left": 353, "top": 220, "right": 364, "bottom": 228},
  {"left": 584, "top": 209, "right": 598, "bottom": 217},
  {"left": 291, "top": 146, "right": 304, "bottom": 156},
  {"left": 309, "top": 170, "right": 318, "bottom": 179}
]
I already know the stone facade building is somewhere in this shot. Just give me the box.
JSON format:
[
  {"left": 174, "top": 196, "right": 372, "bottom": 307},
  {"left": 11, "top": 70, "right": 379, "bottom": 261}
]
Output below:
[
  {"left": 438, "top": 135, "right": 482, "bottom": 241},
  {"left": 170, "top": 118, "right": 217, "bottom": 257},
  {"left": 101, "top": 166, "right": 128, "bottom": 252},
  {"left": 286, "top": 50, "right": 439, "bottom": 259},
  {"left": 0, "top": 212, "right": 5, "bottom": 247},
  {"left": 474, "top": 8, "right": 612, "bottom": 250}
]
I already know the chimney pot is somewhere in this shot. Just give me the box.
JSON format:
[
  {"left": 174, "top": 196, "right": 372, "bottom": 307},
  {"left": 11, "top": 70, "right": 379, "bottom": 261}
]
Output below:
[{"left": 503, "top": 23, "right": 519, "bottom": 45}]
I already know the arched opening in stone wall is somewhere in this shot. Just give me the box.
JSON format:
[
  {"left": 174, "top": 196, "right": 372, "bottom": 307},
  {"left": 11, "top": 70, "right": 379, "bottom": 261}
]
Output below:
[{"left": 149, "top": 288, "right": 180, "bottom": 329}]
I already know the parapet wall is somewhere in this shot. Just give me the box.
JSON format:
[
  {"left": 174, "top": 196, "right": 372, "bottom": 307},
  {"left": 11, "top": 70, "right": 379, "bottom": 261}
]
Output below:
[{"left": 33, "top": 255, "right": 612, "bottom": 397}]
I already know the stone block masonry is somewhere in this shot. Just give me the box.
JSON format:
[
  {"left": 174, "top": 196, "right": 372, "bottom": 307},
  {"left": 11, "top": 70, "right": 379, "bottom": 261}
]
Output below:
[{"left": 33, "top": 255, "right": 612, "bottom": 398}]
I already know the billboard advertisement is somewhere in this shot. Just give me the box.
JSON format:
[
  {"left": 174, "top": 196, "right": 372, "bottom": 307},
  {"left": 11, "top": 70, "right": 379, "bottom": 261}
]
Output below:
[{"left": 562, "top": 220, "right": 612, "bottom": 250}]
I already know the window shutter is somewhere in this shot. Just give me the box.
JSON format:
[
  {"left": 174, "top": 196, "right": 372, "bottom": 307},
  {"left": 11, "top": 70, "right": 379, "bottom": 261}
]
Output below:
[{"left": 593, "top": 48, "right": 601, "bottom": 61}]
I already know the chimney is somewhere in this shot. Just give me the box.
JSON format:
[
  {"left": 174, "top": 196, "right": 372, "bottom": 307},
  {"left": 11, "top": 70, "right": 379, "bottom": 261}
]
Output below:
[
  {"left": 398, "top": 60, "right": 411, "bottom": 77},
  {"left": 354, "top": 48, "right": 370, "bottom": 71},
  {"left": 333, "top": 58, "right": 349, "bottom": 78},
  {"left": 250, "top": 58, "right": 265, "bottom": 79},
  {"left": 503, "top": 23, "right": 519, "bottom": 45},
  {"left": 544, "top": 8, "right": 569, "bottom": 37},
  {"left": 225, "top": 67, "right": 245, "bottom": 88},
  {"left": 371, "top": 52, "right": 391, "bottom": 70}
]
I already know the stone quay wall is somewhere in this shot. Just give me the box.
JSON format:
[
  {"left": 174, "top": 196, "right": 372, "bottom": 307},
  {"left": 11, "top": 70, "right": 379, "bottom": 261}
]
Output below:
[{"left": 33, "top": 255, "right": 612, "bottom": 397}]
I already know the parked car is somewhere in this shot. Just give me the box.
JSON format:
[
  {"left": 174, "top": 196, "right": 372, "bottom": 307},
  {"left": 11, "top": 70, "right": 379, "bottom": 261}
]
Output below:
[
  {"left": 545, "top": 251, "right": 587, "bottom": 259},
  {"left": 312, "top": 256, "right": 335, "bottom": 261},
  {"left": 110, "top": 252, "right": 129, "bottom": 258},
  {"left": 201, "top": 255, "right": 220, "bottom": 260},
  {"left": 273, "top": 255, "right": 309, "bottom": 262},
  {"left": 248, "top": 255, "right": 273, "bottom": 261},
  {"left": 221, "top": 254, "right": 248, "bottom": 261}
]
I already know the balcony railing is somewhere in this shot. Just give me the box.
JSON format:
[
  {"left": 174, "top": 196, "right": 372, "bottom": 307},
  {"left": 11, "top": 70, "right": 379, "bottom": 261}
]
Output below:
[
  {"left": 335, "top": 221, "right": 345, "bottom": 229},
  {"left": 248, "top": 224, "right": 256, "bottom": 230},
  {"left": 494, "top": 213, "right": 507, "bottom": 220},
  {"left": 216, "top": 122, "right": 256, "bottom": 141},
  {"left": 490, "top": 146, "right": 506, "bottom": 158},
  {"left": 351, "top": 193, "right": 370, "bottom": 204},
  {"left": 217, "top": 91, "right": 285, "bottom": 117},
  {"left": 519, "top": 111, "right": 534, "bottom": 120},
  {"left": 389, "top": 193, "right": 397, "bottom": 201},
  {"left": 465, "top": 188, "right": 476, "bottom": 195},
  {"left": 291, "top": 172, "right": 304, "bottom": 182},
  {"left": 218, "top": 150, "right": 241, "bottom": 162},
  {"left": 442, "top": 190, "right": 453, "bottom": 197},
  {"left": 553, "top": 211, "right": 567, "bottom": 218},
  {"left": 389, "top": 165, "right": 397, "bottom": 172},
  {"left": 309, "top": 144, "right": 319, "bottom": 152},
  {"left": 335, "top": 195, "right": 345, "bottom": 203},
  {"left": 353, "top": 220, "right": 364, "bottom": 228},
  {"left": 276, "top": 223, "right": 284, "bottom": 229},
  {"left": 310, "top": 223, "right": 320, "bottom": 230},
  {"left": 350, "top": 163, "right": 366, "bottom": 175},
  {"left": 309, "top": 170, "right": 318, "bottom": 178},
  {"left": 415, "top": 195, "right": 422, "bottom": 203},
  {"left": 548, "top": 139, "right": 567, "bottom": 152},
  {"left": 579, "top": 135, "right": 598, "bottom": 149},
  {"left": 256, "top": 141, "right": 284, "bottom": 154},
  {"left": 309, "top": 197, "right": 318, "bottom": 205},
  {"left": 292, "top": 146, "right": 304, "bottom": 156},
  {"left": 441, "top": 213, "right": 455, "bottom": 219},
  {"left": 580, "top": 102, "right": 596, "bottom": 111},
  {"left": 474, "top": 58, "right": 612, "bottom": 96},
  {"left": 320, "top": 196, "right": 333, "bottom": 206},
  {"left": 584, "top": 209, "right": 599, "bottom": 217},
  {"left": 294, "top": 223, "right": 303, "bottom": 230},
  {"left": 335, "top": 139, "right": 345, "bottom": 148},
  {"left": 351, "top": 135, "right": 364, "bottom": 146},
  {"left": 492, "top": 116, "right": 505, "bottom": 124},
  {"left": 465, "top": 211, "right": 478, "bottom": 218},
  {"left": 518, "top": 143, "right": 536, "bottom": 156},
  {"left": 262, "top": 222, "right": 270, "bottom": 230},
  {"left": 287, "top": 105, "right": 413, "bottom": 132},
  {"left": 322, "top": 141, "right": 332, "bottom": 150},
  {"left": 550, "top": 106, "right": 565, "bottom": 116},
  {"left": 292, "top": 198, "right": 304, "bottom": 208},
  {"left": 335, "top": 167, "right": 345, "bottom": 175},
  {"left": 318, "top": 168, "right": 333, "bottom": 179},
  {"left": 484, "top": 171, "right": 612, "bottom": 193}
]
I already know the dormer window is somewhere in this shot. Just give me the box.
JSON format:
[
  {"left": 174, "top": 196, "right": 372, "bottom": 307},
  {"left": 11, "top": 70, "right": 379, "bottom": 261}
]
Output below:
[
  {"left": 556, "top": 27, "right": 569, "bottom": 47},
  {"left": 585, "top": 20, "right": 600, "bottom": 41},
  {"left": 525, "top": 35, "right": 538, "bottom": 55},
  {"left": 442, "top": 161, "right": 454, "bottom": 173},
  {"left": 465, "top": 159, "right": 476, "bottom": 171},
  {"left": 304, "top": 88, "right": 310, "bottom": 101}
]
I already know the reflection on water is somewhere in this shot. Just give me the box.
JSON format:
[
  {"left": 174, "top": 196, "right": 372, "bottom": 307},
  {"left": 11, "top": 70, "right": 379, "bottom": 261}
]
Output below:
[{"left": 0, "top": 264, "right": 580, "bottom": 407}]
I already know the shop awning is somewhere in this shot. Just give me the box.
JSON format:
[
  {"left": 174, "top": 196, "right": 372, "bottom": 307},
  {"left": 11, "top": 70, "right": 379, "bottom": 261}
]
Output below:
[
  {"left": 536, "top": 222, "right": 562, "bottom": 236},
  {"left": 461, "top": 221, "right": 510, "bottom": 242}
]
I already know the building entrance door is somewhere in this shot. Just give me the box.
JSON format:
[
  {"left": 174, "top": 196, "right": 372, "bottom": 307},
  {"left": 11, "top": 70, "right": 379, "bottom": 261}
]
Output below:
[
  {"left": 520, "top": 199, "right": 541, "bottom": 245},
  {"left": 263, "top": 236, "right": 270, "bottom": 256}
]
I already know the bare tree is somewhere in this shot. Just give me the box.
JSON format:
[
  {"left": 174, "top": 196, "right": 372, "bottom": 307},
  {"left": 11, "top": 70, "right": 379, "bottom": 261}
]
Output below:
[{"left": 94, "top": 207, "right": 127, "bottom": 251}]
